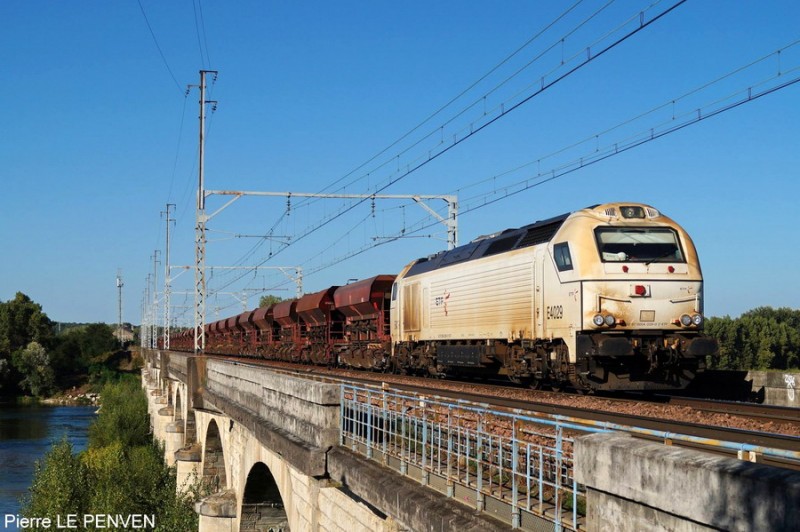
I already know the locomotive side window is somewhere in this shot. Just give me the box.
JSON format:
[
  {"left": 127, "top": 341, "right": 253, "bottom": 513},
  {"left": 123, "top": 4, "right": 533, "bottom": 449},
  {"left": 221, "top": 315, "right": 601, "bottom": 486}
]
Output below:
[
  {"left": 553, "top": 242, "right": 573, "bottom": 271},
  {"left": 391, "top": 282, "right": 398, "bottom": 301},
  {"left": 595, "top": 227, "right": 685, "bottom": 263}
]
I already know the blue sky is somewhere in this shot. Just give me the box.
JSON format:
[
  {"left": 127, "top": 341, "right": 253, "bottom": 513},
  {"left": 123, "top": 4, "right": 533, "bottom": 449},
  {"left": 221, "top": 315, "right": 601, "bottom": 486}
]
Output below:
[{"left": 1, "top": 1, "right": 798, "bottom": 325}]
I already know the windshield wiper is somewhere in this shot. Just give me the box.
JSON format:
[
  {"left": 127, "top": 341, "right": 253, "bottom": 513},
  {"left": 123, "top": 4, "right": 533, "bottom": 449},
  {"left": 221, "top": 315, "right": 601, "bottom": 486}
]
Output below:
[{"left": 645, "top": 250, "right": 677, "bottom": 266}]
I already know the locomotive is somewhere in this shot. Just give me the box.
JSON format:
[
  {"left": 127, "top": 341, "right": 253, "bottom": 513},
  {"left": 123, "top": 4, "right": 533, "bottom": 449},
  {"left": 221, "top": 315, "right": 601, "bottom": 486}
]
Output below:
[{"left": 166, "top": 202, "right": 718, "bottom": 391}]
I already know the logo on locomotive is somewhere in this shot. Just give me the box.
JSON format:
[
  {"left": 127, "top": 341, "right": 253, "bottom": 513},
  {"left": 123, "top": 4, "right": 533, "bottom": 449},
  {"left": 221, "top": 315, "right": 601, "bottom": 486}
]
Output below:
[{"left": 434, "top": 290, "right": 451, "bottom": 316}]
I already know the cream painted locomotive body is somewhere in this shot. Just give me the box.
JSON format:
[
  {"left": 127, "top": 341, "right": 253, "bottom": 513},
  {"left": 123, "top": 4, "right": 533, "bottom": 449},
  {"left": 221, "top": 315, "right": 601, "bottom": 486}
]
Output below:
[{"left": 390, "top": 203, "right": 717, "bottom": 391}]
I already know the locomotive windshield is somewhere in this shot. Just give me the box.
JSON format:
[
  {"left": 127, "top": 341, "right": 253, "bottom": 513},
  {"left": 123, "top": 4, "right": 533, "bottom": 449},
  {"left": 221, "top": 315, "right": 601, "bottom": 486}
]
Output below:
[{"left": 594, "top": 227, "right": 684, "bottom": 263}]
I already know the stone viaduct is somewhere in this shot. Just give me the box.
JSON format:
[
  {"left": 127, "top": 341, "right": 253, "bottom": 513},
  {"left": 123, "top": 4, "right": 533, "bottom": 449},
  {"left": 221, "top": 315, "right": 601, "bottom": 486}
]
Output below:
[{"left": 142, "top": 349, "right": 800, "bottom": 532}]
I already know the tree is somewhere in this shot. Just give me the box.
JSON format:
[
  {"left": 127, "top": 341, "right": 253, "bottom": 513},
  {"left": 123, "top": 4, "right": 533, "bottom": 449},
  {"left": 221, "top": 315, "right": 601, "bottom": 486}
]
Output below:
[
  {"left": 0, "top": 292, "right": 54, "bottom": 355},
  {"left": 258, "top": 294, "right": 285, "bottom": 308},
  {"left": 0, "top": 293, "right": 54, "bottom": 392},
  {"left": 49, "top": 329, "right": 87, "bottom": 384},
  {"left": 705, "top": 306, "right": 800, "bottom": 370},
  {"left": 12, "top": 341, "right": 55, "bottom": 397},
  {"left": 78, "top": 323, "right": 118, "bottom": 359}
]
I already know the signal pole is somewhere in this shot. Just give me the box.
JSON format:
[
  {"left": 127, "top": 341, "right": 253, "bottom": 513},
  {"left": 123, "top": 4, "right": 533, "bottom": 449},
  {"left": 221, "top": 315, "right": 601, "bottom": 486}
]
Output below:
[{"left": 116, "top": 270, "right": 124, "bottom": 349}]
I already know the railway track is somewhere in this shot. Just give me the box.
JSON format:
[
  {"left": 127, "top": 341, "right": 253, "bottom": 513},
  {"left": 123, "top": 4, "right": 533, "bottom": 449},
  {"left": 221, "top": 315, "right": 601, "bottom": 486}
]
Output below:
[
  {"left": 662, "top": 396, "right": 800, "bottom": 424},
  {"left": 359, "top": 378, "right": 800, "bottom": 452}
]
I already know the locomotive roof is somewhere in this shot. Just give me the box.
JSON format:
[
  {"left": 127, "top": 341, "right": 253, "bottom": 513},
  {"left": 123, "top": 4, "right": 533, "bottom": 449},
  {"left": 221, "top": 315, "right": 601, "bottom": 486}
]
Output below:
[{"left": 405, "top": 210, "right": 573, "bottom": 278}]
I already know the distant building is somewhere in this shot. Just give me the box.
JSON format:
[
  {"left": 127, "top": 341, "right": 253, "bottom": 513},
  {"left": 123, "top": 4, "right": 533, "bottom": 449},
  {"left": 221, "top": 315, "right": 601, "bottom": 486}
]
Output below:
[{"left": 114, "top": 324, "right": 135, "bottom": 343}]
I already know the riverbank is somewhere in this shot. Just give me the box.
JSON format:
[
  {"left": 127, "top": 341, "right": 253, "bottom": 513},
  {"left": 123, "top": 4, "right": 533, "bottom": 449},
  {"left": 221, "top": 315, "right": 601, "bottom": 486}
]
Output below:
[{"left": 7, "top": 386, "right": 100, "bottom": 407}]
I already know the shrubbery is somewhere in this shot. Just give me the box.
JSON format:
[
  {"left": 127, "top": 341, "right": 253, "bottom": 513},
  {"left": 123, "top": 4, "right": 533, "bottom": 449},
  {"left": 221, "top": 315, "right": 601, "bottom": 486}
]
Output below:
[{"left": 21, "top": 377, "right": 199, "bottom": 531}]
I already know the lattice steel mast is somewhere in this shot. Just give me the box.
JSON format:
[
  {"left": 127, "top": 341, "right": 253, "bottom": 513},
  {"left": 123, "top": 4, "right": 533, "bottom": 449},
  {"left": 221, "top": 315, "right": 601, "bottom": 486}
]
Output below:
[{"left": 194, "top": 69, "right": 217, "bottom": 353}]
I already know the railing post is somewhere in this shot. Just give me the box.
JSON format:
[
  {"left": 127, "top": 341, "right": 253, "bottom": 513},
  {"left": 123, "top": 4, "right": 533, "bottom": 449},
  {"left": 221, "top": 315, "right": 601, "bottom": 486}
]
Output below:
[
  {"left": 555, "top": 423, "right": 563, "bottom": 532},
  {"left": 366, "top": 389, "right": 373, "bottom": 459},
  {"left": 421, "top": 399, "right": 429, "bottom": 486},
  {"left": 339, "top": 384, "right": 345, "bottom": 446},
  {"left": 382, "top": 388, "right": 388, "bottom": 462},
  {"left": 512, "top": 420, "right": 520, "bottom": 528},
  {"left": 476, "top": 413, "right": 484, "bottom": 511}
]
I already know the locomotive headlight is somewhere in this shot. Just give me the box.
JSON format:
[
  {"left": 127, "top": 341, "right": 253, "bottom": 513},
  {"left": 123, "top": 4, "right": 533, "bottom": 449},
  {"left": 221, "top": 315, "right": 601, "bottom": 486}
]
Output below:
[
  {"left": 604, "top": 314, "right": 616, "bottom": 326},
  {"left": 679, "top": 314, "right": 692, "bottom": 327},
  {"left": 592, "top": 314, "right": 605, "bottom": 327},
  {"left": 692, "top": 313, "right": 703, "bottom": 326}
]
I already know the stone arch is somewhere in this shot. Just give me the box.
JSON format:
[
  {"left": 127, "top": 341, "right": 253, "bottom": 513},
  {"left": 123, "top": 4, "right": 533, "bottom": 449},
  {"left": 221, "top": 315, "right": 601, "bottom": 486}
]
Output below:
[
  {"left": 203, "top": 419, "right": 228, "bottom": 492},
  {"left": 240, "top": 462, "right": 288, "bottom": 532}
]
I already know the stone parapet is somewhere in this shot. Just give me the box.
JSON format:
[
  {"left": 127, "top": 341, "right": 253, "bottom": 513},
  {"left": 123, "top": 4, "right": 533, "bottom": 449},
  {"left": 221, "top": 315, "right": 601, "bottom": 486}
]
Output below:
[
  {"left": 575, "top": 432, "right": 800, "bottom": 532},
  {"left": 328, "top": 447, "right": 509, "bottom": 532},
  {"left": 746, "top": 370, "right": 799, "bottom": 406},
  {"left": 205, "top": 359, "right": 340, "bottom": 449}
]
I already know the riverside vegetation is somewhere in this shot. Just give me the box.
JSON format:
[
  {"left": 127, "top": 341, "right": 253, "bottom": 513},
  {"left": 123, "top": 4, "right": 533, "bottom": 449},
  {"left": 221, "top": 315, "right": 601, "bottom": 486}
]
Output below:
[
  {"left": 20, "top": 377, "right": 201, "bottom": 531},
  {"left": 0, "top": 292, "right": 140, "bottom": 400}
]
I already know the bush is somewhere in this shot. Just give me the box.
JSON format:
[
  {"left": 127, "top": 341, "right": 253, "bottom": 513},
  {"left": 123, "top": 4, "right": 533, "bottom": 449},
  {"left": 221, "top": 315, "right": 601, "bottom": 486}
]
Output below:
[
  {"left": 23, "top": 380, "right": 199, "bottom": 531},
  {"left": 88, "top": 377, "right": 150, "bottom": 448},
  {"left": 22, "top": 439, "right": 88, "bottom": 522}
]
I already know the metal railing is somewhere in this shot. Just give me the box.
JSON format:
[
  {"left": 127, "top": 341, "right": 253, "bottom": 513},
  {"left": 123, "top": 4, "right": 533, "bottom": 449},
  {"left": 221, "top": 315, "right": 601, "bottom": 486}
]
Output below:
[{"left": 340, "top": 384, "right": 605, "bottom": 530}]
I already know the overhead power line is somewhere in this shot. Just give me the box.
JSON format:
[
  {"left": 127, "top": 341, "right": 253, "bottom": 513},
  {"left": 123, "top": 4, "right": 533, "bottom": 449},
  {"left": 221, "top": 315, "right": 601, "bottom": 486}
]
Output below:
[
  {"left": 455, "top": 40, "right": 800, "bottom": 213},
  {"left": 264, "top": 41, "right": 800, "bottom": 284},
  {"left": 136, "top": 0, "right": 184, "bottom": 94},
  {"left": 218, "top": 0, "right": 686, "bottom": 284},
  {"left": 300, "top": 0, "right": 591, "bottom": 202}
]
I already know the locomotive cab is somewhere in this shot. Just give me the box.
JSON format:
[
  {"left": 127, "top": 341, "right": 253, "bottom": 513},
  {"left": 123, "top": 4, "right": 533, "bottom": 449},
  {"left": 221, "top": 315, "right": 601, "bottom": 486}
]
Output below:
[{"left": 545, "top": 203, "right": 718, "bottom": 390}]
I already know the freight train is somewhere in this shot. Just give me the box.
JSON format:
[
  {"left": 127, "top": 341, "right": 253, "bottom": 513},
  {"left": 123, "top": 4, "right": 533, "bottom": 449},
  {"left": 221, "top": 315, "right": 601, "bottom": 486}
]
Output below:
[{"left": 165, "top": 202, "right": 718, "bottom": 391}]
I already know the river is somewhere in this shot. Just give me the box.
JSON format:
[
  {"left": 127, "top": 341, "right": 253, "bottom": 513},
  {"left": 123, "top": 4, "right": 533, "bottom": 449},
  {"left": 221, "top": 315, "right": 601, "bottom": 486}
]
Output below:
[{"left": 0, "top": 404, "right": 96, "bottom": 531}]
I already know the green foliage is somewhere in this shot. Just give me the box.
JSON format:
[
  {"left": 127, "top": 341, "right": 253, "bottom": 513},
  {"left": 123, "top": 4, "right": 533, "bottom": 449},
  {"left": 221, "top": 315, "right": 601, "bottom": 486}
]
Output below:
[
  {"left": 0, "top": 293, "right": 54, "bottom": 392},
  {"left": 705, "top": 306, "right": 800, "bottom": 370},
  {"left": 78, "top": 323, "right": 118, "bottom": 359},
  {"left": 22, "top": 439, "right": 88, "bottom": 522},
  {"left": 12, "top": 341, "right": 55, "bottom": 397},
  {"left": 51, "top": 323, "right": 120, "bottom": 387},
  {"left": 49, "top": 329, "right": 86, "bottom": 378},
  {"left": 0, "top": 294, "right": 124, "bottom": 394},
  {"left": 88, "top": 377, "right": 150, "bottom": 448},
  {"left": 0, "top": 292, "right": 54, "bottom": 356},
  {"left": 23, "top": 380, "right": 199, "bottom": 531},
  {"left": 258, "top": 294, "right": 285, "bottom": 308}
]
